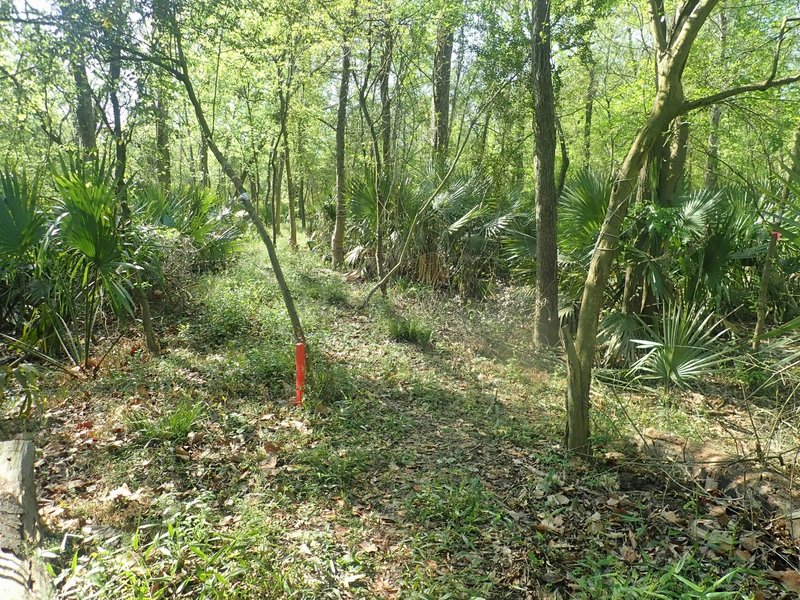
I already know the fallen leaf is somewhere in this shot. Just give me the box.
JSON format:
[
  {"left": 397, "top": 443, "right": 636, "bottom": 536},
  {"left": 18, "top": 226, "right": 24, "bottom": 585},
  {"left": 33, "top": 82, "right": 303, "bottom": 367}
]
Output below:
[
  {"left": 289, "top": 420, "right": 310, "bottom": 435},
  {"left": 740, "top": 533, "right": 760, "bottom": 552},
  {"left": 769, "top": 569, "right": 800, "bottom": 593},
  {"left": 342, "top": 572, "right": 366, "bottom": 587},
  {"left": 733, "top": 549, "right": 752, "bottom": 563},
  {"left": 359, "top": 541, "right": 378, "bottom": 554},
  {"left": 537, "top": 515, "right": 564, "bottom": 533},
  {"left": 547, "top": 493, "right": 570, "bottom": 506},
  {"left": 621, "top": 545, "right": 638, "bottom": 563},
  {"left": 104, "top": 484, "right": 132, "bottom": 502},
  {"left": 660, "top": 510, "right": 681, "bottom": 524}
]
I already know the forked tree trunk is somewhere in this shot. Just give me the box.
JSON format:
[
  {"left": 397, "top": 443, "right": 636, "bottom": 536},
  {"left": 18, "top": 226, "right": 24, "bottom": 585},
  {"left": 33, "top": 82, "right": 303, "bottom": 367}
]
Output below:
[
  {"left": 530, "top": 0, "right": 559, "bottom": 348},
  {"left": 564, "top": 0, "right": 800, "bottom": 455},
  {"left": 331, "top": 44, "right": 350, "bottom": 267}
]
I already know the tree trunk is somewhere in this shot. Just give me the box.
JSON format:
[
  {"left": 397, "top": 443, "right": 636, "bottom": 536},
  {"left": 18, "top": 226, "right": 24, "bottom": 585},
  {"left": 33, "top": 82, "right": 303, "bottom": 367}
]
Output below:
[
  {"left": 705, "top": 11, "right": 726, "bottom": 190},
  {"left": 298, "top": 177, "right": 306, "bottom": 229},
  {"left": 331, "top": 44, "right": 350, "bottom": 267},
  {"left": 530, "top": 0, "right": 559, "bottom": 347},
  {"left": 273, "top": 152, "right": 283, "bottom": 236},
  {"left": 705, "top": 104, "right": 722, "bottom": 189},
  {"left": 568, "top": 86, "right": 681, "bottom": 455},
  {"left": 72, "top": 59, "right": 96, "bottom": 154},
  {"left": 170, "top": 20, "right": 305, "bottom": 345},
  {"left": 200, "top": 136, "right": 209, "bottom": 186},
  {"left": 657, "top": 116, "right": 689, "bottom": 206},
  {"left": 0, "top": 441, "right": 53, "bottom": 600},
  {"left": 753, "top": 122, "right": 800, "bottom": 348},
  {"left": 155, "top": 93, "right": 171, "bottom": 189},
  {"left": 284, "top": 135, "right": 297, "bottom": 249},
  {"left": 110, "top": 33, "right": 160, "bottom": 356},
  {"left": 583, "top": 59, "right": 596, "bottom": 170},
  {"left": 431, "top": 21, "right": 453, "bottom": 177}
]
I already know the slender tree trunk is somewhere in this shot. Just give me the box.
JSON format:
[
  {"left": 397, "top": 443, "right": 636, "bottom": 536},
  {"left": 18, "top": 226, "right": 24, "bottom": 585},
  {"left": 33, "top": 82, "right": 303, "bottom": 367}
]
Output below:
[
  {"left": 265, "top": 148, "right": 274, "bottom": 227},
  {"left": 109, "top": 31, "right": 159, "bottom": 354},
  {"left": 331, "top": 44, "right": 350, "bottom": 267},
  {"left": 200, "top": 136, "right": 209, "bottom": 186},
  {"left": 583, "top": 58, "right": 596, "bottom": 170},
  {"left": 705, "top": 104, "right": 722, "bottom": 189},
  {"left": 530, "top": 0, "right": 559, "bottom": 347},
  {"left": 273, "top": 152, "right": 283, "bottom": 236},
  {"left": 284, "top": 131, "right": 297, "bottom": 249},
  {"left": 432, "top": 21, "right": 453, "bottom": 176},
  {"left": 753, "top": 122, "right": 800, "bottom": 348},
  {"left": 72, "top": 60, "right": 96, "bottom": 154},
  {"left": 169, "top": 19, "right": 305, "bottom": 345},
  {"left": 155, "top": 93, "right": 171, "bottom": 189},
  {"left": 377, "top": 25, "right": 393, "bottom": 294},
  {"left": 705, "top": 12, "right": 727, "bottom": 190},
  {"left": 298, "top": 177, "right": 306, "bottom": 229}
]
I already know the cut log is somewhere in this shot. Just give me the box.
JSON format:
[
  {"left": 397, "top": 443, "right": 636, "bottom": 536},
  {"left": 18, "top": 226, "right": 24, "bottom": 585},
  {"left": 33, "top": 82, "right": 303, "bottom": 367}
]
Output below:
[{"left": 0, "top": 441, "right": 53, "bottom": 600}]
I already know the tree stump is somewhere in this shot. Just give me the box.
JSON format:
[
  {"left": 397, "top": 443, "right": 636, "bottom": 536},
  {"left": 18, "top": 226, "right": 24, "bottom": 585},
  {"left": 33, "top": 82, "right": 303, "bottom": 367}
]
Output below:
[{"left": 0, "top": 441, "right": 53, "bottom": 599}]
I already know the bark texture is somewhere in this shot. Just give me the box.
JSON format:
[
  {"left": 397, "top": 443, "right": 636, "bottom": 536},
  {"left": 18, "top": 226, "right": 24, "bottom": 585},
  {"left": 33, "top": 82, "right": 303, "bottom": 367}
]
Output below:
[
  {"left": 331, "top": 44, "right": 350, "bottom": 267},
  {"left": 531, "top": 0, "right": 559, "bottom": 347},
  {"left": 432, "top": 21, "right": 453, "bottom": 176},
  {"left": 0, "top": 441, "right": 53, "bottom": 600}
]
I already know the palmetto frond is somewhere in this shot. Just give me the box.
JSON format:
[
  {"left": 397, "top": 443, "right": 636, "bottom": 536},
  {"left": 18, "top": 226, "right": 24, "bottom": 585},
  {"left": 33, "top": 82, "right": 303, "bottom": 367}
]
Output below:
[
  {"left": 0, "top": 167, "right": 45, "bottom": 261},
  {"left": 631, "top": 303, "right": 729, "bottom": 388}
]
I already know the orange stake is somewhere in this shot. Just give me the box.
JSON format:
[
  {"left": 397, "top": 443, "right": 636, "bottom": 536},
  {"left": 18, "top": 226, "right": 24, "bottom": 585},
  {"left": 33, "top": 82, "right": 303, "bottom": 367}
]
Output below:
[{"left": 295, "top": 342, "right": 306, "bottom": 406}]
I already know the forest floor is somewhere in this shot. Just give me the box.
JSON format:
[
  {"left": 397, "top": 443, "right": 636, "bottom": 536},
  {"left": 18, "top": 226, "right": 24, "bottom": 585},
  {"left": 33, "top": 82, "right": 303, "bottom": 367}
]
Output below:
[{"left": 13, "top": 236, "right": 800, "bottom": 598}]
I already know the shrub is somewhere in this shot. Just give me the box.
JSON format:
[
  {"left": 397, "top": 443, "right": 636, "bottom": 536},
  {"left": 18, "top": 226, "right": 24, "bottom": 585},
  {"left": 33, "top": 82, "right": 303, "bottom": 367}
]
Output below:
[{"left": 631, "top": 303, "right": 728, "bottom": 389}]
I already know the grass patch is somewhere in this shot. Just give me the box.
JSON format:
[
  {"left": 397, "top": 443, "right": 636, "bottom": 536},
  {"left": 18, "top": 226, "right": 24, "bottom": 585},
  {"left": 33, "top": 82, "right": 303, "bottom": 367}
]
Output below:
[
  {"left": 387, "top": 315, "right": 433, "bottom": 346},
  {"left": 126, "top": 399, "right": 204, "bottom": 443}
]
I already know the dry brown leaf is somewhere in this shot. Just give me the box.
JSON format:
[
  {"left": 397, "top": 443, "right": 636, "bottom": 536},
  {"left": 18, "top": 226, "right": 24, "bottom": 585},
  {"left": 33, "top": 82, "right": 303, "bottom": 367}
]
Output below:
[
  {"left": 288, "top": 420, "right": 311, "bottom": 435},
  {"left": 769, "top": 569, "right": 800, "bottom": 593},
  {"left": 660, "top": 510, "right": 681, "bottom": 524},
  {"left": 733, "top": 549, "right": 752, "bottom": 563},
  {"left": 547, "top": 493, "right": 570, "bottom": 506},
  {"left": 359, "top": 541, "right": 378, "bottom": 554},
  {"left": 739, "top": 533, "right": 760, "bottom": 552},
  {"left": 537, "top": 515, "right": 564, "bottom": 533},
  {"left": 621, "top": 545, "right": 638, "bottom": 563}
]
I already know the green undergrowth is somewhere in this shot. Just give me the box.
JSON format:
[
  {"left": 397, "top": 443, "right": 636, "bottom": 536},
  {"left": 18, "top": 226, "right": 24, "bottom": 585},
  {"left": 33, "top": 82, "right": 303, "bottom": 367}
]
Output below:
[{"left": 30, "top": 235, "right": 796, "bottom": 599}]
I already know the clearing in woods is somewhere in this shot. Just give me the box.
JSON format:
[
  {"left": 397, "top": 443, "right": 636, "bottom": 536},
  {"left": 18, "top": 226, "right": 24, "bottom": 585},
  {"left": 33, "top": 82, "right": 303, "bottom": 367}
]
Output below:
[{"left": 21, "top": 237, "right": 800, "bottom": 598}]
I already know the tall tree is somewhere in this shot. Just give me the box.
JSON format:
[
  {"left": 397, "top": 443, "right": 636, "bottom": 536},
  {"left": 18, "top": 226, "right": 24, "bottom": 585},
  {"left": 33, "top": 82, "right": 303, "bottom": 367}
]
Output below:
[
  {"left": 529, "top": 0, "right": 559, "bottom": 347},
  {"left": 331, "top": 43, "right": 350, "bottom": 268},
  {"left": 431, "top": 17, "right": 454, "bottom": 176},
  {"left": 564, "top": 1, "right": 800, "bottom": 455}
]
